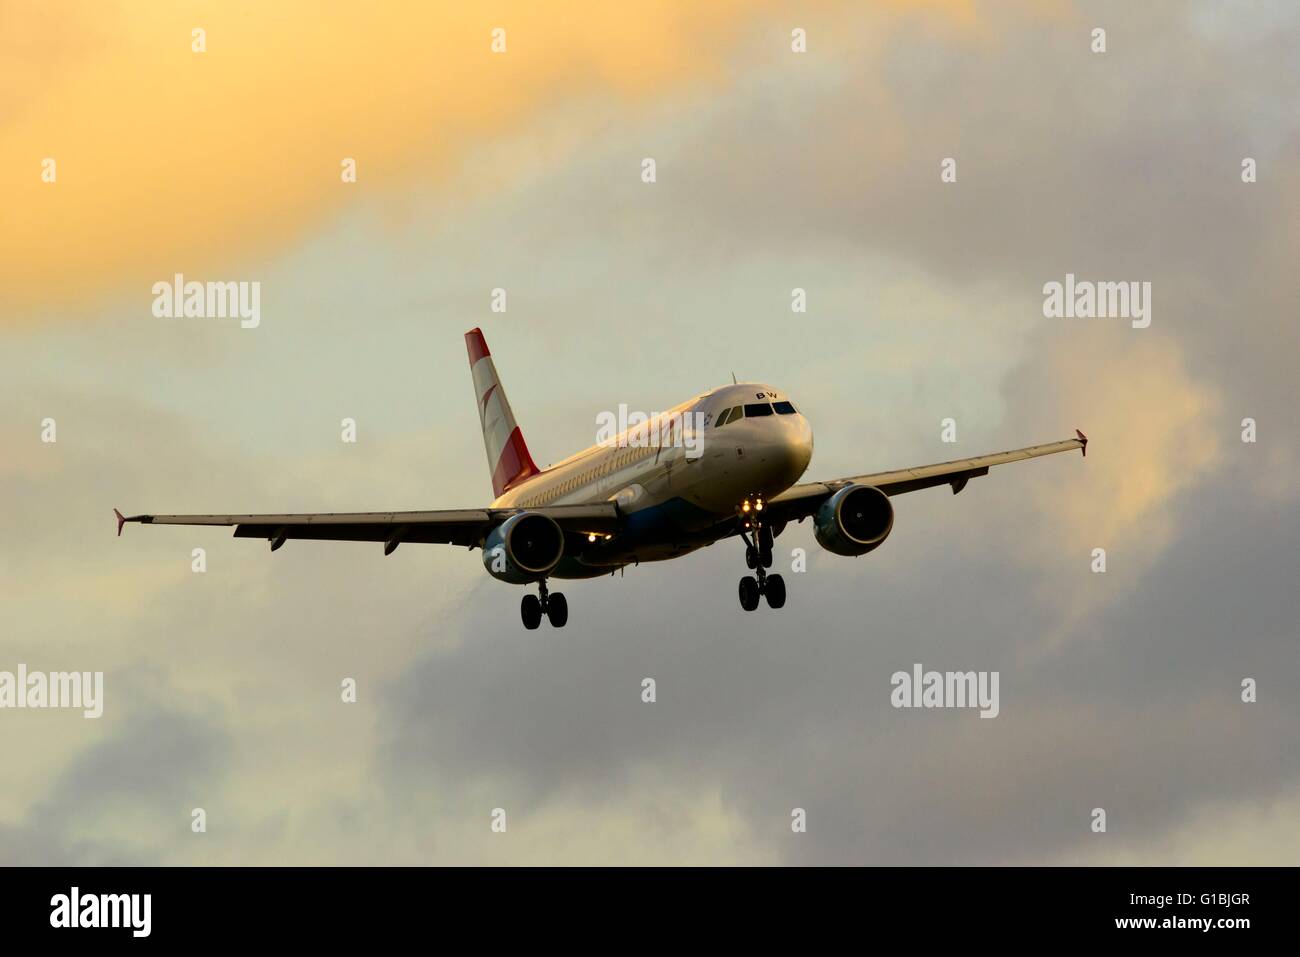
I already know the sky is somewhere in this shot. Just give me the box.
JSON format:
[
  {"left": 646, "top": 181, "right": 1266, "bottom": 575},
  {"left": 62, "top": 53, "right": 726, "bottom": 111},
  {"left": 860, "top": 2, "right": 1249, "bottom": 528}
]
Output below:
[{"left": 1, "top": 0, "right": 1297, "bottom": 865}]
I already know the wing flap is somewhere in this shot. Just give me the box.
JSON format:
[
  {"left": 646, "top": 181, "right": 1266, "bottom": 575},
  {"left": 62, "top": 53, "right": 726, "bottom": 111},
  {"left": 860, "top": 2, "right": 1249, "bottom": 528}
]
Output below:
[{"left": 231, "top": 522, "right": 481, "bottom": 546}]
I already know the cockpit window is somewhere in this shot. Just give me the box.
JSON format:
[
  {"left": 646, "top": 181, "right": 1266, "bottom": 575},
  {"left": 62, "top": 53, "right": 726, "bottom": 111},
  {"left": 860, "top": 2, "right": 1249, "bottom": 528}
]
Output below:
[
  {"left": 773, "top": 401, "right": 797, "bottom": 414},
  {"left": 743, "top": 402, "right": 773, "bottom": 417},
  {"left": 714, "top": 407, "right": 731, "bottom": 427}
]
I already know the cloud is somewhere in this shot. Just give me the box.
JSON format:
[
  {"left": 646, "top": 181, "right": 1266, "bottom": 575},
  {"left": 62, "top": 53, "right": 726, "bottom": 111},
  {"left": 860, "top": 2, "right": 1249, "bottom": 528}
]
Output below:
[
  {"left": 0, "top": 705, "right": 228, "bottom": 865},
  {"left": 1062, "top": 787, "right": 1300, "bottom": 866},
  {"left": 997, "top": 330, "right": 1225, "bottom": 650},
  {"left": 1, "top": 0, "right": 1296, "bottom": 866},
  {"left": 0, "top": 0, "right": 777, "bottom": 316}
]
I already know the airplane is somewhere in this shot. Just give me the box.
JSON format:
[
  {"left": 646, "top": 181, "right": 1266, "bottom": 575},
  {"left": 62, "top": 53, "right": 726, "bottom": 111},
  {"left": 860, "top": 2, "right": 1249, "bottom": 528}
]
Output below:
[{"left": 116, "top": 327, "right": 1087, "bottom": 629}]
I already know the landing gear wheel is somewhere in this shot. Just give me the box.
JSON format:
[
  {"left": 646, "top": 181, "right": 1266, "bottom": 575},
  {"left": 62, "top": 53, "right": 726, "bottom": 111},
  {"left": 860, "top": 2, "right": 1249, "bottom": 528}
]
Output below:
[
  {"left": 764, "top": 574, "right": 786, "bottom": 609},
  {"left": 521, "top": 594, "right": 542, "bottom": 630},
  {"left": 737, "top": 502, "right": 786, "bottom": 611},
  {"left": 547, "top": 592, "right": 568, "bottom": 628}
]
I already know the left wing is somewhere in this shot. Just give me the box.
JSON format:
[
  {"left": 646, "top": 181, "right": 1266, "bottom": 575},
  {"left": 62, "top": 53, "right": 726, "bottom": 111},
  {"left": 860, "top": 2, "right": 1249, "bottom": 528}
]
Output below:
[
  {"left": 114, "top": 503, "right": 621, "bottom": 553},
  {"left": 766, "top": 431, "right": 1087, "bottom": 525}
]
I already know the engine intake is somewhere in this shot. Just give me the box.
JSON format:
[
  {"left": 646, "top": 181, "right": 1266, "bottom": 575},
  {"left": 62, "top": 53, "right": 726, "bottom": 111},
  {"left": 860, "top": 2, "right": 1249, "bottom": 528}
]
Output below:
[
  {"left": 482, "top": 512, "right": 565, "bottom": 583},
  {"left": 814, "top": 484, "right": 894, "bottom": 556}
]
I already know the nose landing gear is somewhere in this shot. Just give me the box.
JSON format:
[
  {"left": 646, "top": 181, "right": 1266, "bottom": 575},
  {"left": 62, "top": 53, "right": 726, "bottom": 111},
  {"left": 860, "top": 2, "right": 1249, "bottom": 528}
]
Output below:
[
  {"left": 522, "top": 579, "right": 568, "bottom": 629},
  {"left": 737, "top": 496, "right": 785, "bottom": 611}
]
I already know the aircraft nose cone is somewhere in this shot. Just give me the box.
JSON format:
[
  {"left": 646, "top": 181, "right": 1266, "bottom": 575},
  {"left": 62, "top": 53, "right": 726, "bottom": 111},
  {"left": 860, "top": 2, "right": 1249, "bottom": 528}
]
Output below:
[
  {"left": 788, "top": 416, "right": 813, "bottom": 477},
  {"left": 760, "top": 416, "right": 813, "bottom": 488}
]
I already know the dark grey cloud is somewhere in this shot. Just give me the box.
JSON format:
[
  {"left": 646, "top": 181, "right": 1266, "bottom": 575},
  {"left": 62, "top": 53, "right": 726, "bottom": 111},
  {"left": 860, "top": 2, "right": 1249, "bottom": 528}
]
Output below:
[
  {"left": 0, "top": 706, "right": 229, "bottom": 865},
  {"left": 377, "top": 475, "right": 1298, "bottom": 863}
]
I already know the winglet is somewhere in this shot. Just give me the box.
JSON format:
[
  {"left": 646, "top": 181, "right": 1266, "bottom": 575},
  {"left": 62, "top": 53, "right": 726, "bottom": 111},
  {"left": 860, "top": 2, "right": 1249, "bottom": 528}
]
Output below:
[
  {"left": 114, "top": 508, "right": 126, "bottom": 536},
  {"left": 1075, "top": 429, "right": 1088, "bottom": 457}
]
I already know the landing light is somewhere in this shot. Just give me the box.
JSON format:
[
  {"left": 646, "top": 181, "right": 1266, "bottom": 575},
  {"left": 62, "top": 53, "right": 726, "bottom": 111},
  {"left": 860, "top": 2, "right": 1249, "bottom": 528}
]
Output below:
[{"left": 588, "top": 533, "right": 597, "bottom": 543}]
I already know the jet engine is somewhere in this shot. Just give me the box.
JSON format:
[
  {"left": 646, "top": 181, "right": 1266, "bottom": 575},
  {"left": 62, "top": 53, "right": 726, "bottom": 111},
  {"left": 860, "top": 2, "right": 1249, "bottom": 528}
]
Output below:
[
  {"left": 482, "top": 512, "right": 565, "bottom": 583},
  {"left": 813, "top": 484, "right": 894, "bottom": 556}
]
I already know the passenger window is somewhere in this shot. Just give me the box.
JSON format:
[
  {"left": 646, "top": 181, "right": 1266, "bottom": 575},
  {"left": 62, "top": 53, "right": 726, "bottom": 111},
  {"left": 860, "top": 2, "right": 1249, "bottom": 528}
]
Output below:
[
  {"left": 773, "top": 401, "right": 796, "bottom": 414},
  {"left": 743, "top": 402, "right": 773, "bottom": 417}
]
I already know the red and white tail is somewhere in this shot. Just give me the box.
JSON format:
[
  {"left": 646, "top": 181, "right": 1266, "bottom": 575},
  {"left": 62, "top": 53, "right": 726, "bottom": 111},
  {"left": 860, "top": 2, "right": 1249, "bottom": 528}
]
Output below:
[{"left": 465, "top": 328, "right": 540, "bottom": 497}]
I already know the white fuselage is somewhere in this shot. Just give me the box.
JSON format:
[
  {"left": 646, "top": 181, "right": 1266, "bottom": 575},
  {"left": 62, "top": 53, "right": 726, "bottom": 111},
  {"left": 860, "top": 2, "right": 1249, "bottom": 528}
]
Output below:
[{"left": 492, "top": 384, "right": 813, "bottom": 561}]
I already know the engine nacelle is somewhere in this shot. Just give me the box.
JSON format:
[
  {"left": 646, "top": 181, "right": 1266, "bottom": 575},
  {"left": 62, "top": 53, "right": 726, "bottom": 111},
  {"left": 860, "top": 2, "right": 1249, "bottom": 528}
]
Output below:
[
  {"left": 813, "top": 484, "right": 894, "bottom": 556},
  {"left": 482, "top": 512, "right": 565, "bottom": 583}
]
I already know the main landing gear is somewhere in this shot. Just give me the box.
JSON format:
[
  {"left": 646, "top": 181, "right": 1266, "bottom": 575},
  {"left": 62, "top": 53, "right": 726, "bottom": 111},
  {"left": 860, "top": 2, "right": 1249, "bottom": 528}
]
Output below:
[
  {"left": 737, "top": 496, "right": 785, "bottom": 611},
  {"left": 521, "top": 579, "right": 568, "bottom": 630}
]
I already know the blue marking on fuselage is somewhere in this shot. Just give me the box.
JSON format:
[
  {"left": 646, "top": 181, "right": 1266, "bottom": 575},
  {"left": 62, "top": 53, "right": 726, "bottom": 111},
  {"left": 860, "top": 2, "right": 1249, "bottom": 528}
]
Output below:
[
  {"left": 622, "top": 496, "right": 728, "bottom": 544},
  {"left": 551, "top": 496, "right": 738, "bottom": 579}
]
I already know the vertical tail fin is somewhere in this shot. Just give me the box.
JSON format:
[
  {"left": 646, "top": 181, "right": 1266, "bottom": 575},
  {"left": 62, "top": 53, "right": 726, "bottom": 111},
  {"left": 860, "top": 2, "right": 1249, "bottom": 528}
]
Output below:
[{"left": 465, "top": 328, "right": 540, "bottom": 497}]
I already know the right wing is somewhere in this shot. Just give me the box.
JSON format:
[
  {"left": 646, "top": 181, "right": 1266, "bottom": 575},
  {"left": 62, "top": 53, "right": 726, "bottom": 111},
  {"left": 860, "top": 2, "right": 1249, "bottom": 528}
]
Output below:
[
  {"left": 114, "top": 503, "right": 621, "bottom": 553},
  {"left": 766, "top": 431, "right": 1087, "bottom": 526}
]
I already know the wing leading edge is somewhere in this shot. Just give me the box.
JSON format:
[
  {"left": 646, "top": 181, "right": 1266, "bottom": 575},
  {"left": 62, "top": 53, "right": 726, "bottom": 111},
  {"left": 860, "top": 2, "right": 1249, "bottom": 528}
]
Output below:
[
  {"left": 766, "top": 430, "right": 1087, "bottom": 524},
  {"left": 114, "top": 503, "right": 621, "bottom": 553}
]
